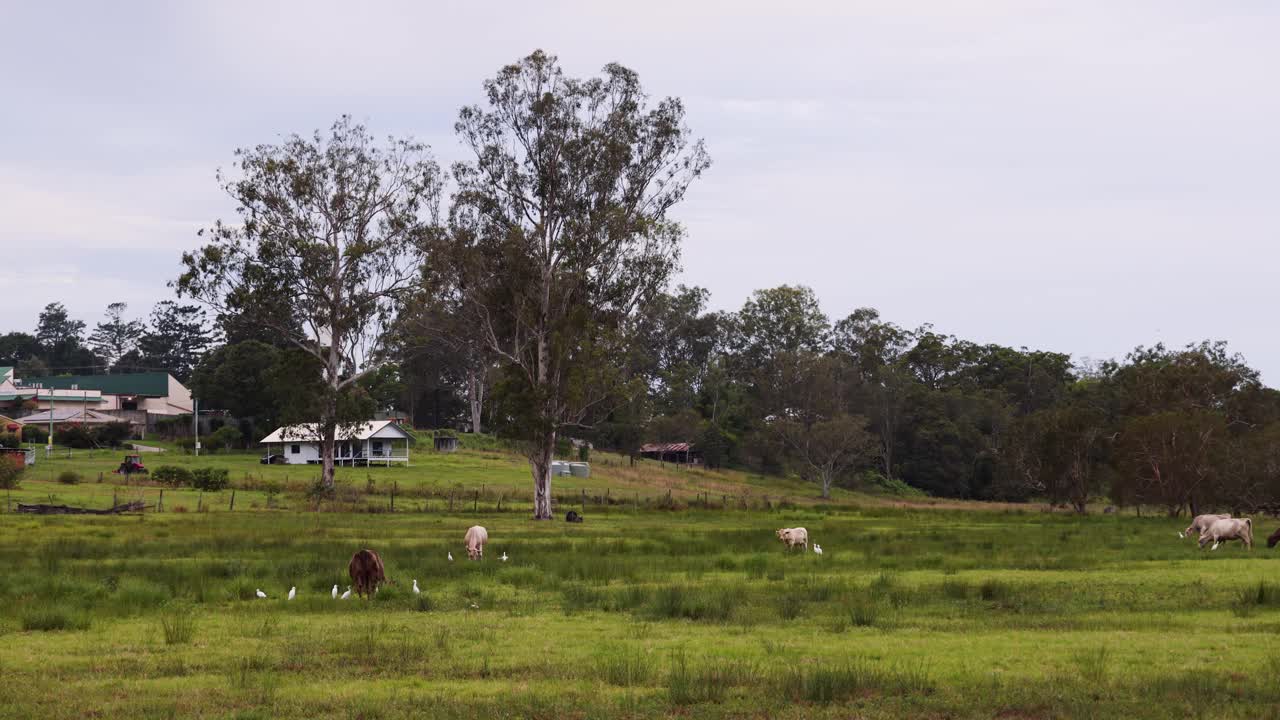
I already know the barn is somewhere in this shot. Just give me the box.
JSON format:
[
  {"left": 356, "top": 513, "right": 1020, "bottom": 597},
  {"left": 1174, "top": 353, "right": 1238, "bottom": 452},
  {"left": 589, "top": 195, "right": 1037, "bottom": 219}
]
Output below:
[{"left": 259, "top": 420, "right": 415, "bottom": 466}]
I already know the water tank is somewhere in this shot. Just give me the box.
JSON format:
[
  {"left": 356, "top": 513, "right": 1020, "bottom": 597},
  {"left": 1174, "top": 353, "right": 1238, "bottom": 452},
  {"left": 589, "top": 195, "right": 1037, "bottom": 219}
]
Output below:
[{"left": 569, "top": 462, "right": 590, "bottom": 478}]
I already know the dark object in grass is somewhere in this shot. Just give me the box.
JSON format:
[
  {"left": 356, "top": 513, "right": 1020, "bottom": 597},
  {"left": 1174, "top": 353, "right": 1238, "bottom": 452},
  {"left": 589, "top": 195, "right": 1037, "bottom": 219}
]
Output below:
[
  {"left": 566, "top": 510, "right": 584, "bottom": 523},
  {"left": 1267, "top": 527, "right": 1280, "bottom": 549},
  {"left": 18, "top": 500, "right": 145, "bottom": 515},
  {"left": 348, "top": 548, "right": 386, "bottom": 598}
]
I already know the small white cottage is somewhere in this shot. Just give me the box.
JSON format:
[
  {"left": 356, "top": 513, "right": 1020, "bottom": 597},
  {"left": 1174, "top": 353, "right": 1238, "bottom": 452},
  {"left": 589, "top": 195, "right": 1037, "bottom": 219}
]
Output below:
[{"left": 259, "top": 420, "right": 415, "bottom": 466}]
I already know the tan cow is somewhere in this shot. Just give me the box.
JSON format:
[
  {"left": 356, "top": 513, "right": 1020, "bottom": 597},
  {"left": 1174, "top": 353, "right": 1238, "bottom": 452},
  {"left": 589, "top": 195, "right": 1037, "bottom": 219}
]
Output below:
[
  {"left": 1180, "top": 513, "right": 1230, "bottom": 539},
  {"left": 776, "top": 527, "right": 808, "bottom": 552},
  {"left": 465, "top": 525, "right": 488, "bottom": 560},
  {"left": 1199, "top": 517, "right": 1253, "bottom": 550}
]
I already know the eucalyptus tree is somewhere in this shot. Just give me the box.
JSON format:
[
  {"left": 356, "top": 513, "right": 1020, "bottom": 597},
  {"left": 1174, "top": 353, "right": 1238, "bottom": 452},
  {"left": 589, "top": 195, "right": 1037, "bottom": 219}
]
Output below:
[
  {"left": 178, "top": 116, "right": 443, "bottom": 490},
  {"left": 447, "top": 51, "right": 710, "bottom": 518}
]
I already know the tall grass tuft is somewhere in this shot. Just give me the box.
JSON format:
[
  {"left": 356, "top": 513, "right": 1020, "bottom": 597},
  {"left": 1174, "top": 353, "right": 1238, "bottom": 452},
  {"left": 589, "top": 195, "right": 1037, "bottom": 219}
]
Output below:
[
  {"left": 776, "top": 658, "right": 931, "bottom": 703},
  {"left": 666, "top": 650, "right": 759, "bottom": 705},
  {"left": 159, "top": 602, "right": 197, "bottom": 645},
  {"left": 777, "top": 593, "right": 805, "bottom": 620},
  {"left": 1071, "top": 646, "right": 1111, "bottom": 686},
  {"left": 22, "top": 605, "right": 90, "bottom": 632},
  {"left": 847, "top": 599, "right": 879, "bottom": 628},
  {"left": 598, "top": 648, "right": 654, "bottom": 687}
]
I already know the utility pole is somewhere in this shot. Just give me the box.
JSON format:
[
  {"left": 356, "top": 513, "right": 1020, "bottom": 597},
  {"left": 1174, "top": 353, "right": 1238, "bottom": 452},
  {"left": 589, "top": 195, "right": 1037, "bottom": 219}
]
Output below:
[
  {"left": 46, "top": 388, "right": 53, "bottom": 458},
  {"left": 193, "top": 397, "right": 200, "bottom": 457}
]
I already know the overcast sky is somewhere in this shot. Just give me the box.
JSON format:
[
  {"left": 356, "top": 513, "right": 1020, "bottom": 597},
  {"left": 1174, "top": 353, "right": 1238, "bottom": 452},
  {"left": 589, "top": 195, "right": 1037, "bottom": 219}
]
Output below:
[{"left": 2, "top": 1, "right": 1276, "bottom": 380}]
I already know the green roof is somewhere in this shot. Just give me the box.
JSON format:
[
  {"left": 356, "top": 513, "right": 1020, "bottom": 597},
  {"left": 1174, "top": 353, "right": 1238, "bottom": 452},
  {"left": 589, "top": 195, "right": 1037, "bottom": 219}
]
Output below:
[{"left": 22, "top": 372, "right": 173, "bottom": 397}]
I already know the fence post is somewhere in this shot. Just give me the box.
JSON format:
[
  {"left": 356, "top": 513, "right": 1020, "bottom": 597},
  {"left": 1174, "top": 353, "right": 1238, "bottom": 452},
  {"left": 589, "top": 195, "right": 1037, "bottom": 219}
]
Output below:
[
  {"left": 158, "top": 489, "right": 164, "bottom": 513},
  {"left": 229, "top": 490, "right": 236, "bottom": 511},
  {"left": 197, "top": 493, "right": 202, "bottom": 512},
  {"left": 473, "top": 490, "right": 478, "bottom": 513},
  {"left": 449, "top": 491, "right": 455, "bottom": 513},
  {"left": 98, "top": 471, "right": 103, "bottom": 483},
  {"left": 581, "top": 488, "right": 586, "bottom": 513},
  {"left": 391, "top": 481, "right": 397, "bottom": 512}
]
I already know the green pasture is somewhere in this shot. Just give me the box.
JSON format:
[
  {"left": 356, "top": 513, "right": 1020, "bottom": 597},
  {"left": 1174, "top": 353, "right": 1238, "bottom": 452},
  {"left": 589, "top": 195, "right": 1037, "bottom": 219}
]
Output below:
[{"left": 1, "top": 505, "right": 1280, "bottom": 718}]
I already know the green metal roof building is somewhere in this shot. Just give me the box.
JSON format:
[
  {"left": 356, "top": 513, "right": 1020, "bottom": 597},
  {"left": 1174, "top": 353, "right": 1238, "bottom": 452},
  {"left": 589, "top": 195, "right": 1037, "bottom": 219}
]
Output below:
[{"left": 20, "top": 373, "right": 173, "bottom": 397}]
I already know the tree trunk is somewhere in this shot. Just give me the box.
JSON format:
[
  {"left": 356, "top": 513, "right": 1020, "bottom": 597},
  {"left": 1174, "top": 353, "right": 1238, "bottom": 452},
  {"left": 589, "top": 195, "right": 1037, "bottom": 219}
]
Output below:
[
  {"left": 531, "top": 431, "right": 555, "bottom": 520},
  {"left": 468, "top": 366, "right": 483, "bottom": 434},
  {"left": 321, "top": 421, "right": 336, "bottom": 492},
  {"left": 821, "top": 470, "right": 832, "bottom": 500}
]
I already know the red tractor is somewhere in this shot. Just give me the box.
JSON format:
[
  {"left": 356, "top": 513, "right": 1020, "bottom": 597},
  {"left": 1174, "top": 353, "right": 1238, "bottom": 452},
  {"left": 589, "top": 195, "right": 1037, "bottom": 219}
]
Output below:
[{"left": 114, "top": 455, "right": 148, "bottom": 475}]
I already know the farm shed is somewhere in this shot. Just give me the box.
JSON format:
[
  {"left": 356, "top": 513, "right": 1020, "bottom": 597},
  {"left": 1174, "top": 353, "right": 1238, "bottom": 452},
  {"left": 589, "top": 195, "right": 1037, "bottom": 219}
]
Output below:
[{"left": 639, "top": 442, "right": 702, "bottom": 465}]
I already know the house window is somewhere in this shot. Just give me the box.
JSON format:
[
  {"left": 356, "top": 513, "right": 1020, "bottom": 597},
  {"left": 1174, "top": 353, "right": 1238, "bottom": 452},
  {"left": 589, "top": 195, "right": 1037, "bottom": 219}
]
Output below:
[{"left": 290, "top": 444, "right": 301, "bottom": 454}]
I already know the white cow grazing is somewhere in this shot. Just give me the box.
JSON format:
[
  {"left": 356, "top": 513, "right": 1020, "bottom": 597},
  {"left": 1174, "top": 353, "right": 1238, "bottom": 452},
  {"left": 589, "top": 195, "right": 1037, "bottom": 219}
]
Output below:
[
  {"left": 1199, "top": 517, "right": 1253, "bottom": 550},
  {"left": 776, "top": 527, "right": 809, "bottom": 552},
  {"left": 1181, "top": 513, "right": 1231, "bottom": 539},
  {"left": 465, "top": 525, "right": 489, "bottom": 560}
]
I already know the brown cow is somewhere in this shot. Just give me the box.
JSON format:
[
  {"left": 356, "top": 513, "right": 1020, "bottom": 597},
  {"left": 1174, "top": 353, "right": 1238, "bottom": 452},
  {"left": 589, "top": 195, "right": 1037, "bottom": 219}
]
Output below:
[{"left": 348, "top": 548, "right": 386, "bottom": 598}]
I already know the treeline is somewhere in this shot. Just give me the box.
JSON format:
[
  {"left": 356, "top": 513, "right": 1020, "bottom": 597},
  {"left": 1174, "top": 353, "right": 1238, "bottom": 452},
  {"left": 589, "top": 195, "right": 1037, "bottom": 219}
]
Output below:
[{"left": 0, "top": 301, "right": 214, "bottom": 381}]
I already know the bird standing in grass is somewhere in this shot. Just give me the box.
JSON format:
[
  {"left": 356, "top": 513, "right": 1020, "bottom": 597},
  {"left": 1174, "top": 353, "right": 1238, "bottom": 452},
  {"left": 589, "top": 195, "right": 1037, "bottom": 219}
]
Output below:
[
  {"left": 813, "top": 544, "right": 823, "bottom": 556},
  {"left": 331, "top": 584, "right": 338, "bottom": 599},
  {"left": 501, "top": 552, "right": 508, "bottom": 562},
  {"left": 448, "top": 552, "right": 454, "bottom": 562},
  {"left": 255, "top": 589, "right": 267, "bottom": 599},
  {"left": 288, "top": 586, "right": 296, "bottom": 600},
  {"left": 412, "top": 579, "right": 421, "bottom": 594},
  {"left": 340, "top": 586, "right": 352, "bottom": 600}
]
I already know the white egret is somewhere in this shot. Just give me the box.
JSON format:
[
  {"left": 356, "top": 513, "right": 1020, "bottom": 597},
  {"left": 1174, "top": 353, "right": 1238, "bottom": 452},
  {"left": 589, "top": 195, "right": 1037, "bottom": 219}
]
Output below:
[
  {"left": 340, "top": 586, "right": 352, "bottom": 600},
  {"left": 412, "top": 579, "right": 421, "bottom": 594},
  {"left": 331, "top": 584, "right": 338, "bottom": 599},
  {"left": 255, "top": 589, "right": 267, "bottom": 599},
  {"left": 500, "top": 552, "right": 508, "bottom": 562},
  {"left": 813, "top": 544, "right": 823, "bottom": 555},
  {"left": 288, "top": 586, "right": 296, "bottom": 600},
  {"left": 448, "top": 551, "right": 454, "bottom": 562}
]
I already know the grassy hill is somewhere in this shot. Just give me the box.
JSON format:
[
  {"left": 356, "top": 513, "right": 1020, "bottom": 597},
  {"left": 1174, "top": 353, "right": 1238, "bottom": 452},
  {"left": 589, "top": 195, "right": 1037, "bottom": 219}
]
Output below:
[{"left": 6, "top": 434, "right": 884, "bottom": 515}]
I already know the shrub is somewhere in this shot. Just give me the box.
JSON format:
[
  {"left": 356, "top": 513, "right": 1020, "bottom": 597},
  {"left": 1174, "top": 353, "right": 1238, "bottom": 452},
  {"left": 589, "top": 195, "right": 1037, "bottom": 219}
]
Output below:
[
  {"left": 192, "top": 467, "right": 229, "bottom": 492},
  {"left": 22, "top": 425, "right": 48, "bottom": 445},
  {"left": 206, "top": 426, "right": 243, "bottom": 452},
  {"left": 152, "top": 465, "right": 194, "bottom": 488},
  {"left": 175, "top": 437, "right": 196, "bottom": 453},
  {"left": 94, "top": 422, "right": 133, "bottom": 448},
  {"left": 0, "top": 460, "right": 23, "bottom": 489},
  {"left": 57, "top": 470, "right": 82, "bottom": 485},
  {"left": 58, "top": 425, "right": 96, "bottom": 449},
  {"left": 0, "top": 432, "right": 20, "bottom": 449},
  {"left": 578, "top": 444, "right": 590, "bottom": 462}
]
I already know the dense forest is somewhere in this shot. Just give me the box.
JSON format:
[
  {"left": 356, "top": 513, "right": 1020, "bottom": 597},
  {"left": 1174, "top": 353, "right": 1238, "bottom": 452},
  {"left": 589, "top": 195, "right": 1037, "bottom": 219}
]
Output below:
[{"left": 4, "top": 50, "right": 1277, "bottom": 515}]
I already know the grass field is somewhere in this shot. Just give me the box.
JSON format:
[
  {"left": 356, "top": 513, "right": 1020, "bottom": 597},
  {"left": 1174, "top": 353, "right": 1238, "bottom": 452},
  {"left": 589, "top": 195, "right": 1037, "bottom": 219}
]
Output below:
[
  {"left": 5, "top": 439, "right": 847, "bottom": 515},
  {"left": 4, "top": 447, "right": 1280, "bottom": 718}
]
